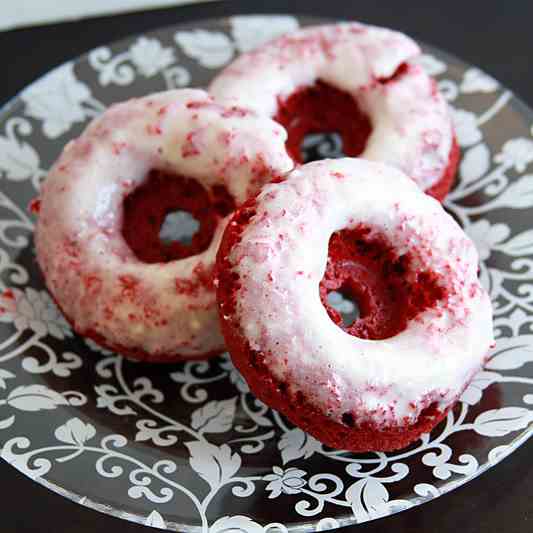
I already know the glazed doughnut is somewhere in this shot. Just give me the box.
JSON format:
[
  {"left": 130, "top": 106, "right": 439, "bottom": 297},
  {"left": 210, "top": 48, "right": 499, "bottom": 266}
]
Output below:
[
  {"left": 210, "top": 22, "right": 459, "bottom": 201},
  {"left": 35, "top": 89, "right": 293, "bottom": 362},
  {"left": 216, "top": 159, "right": 493, "bottom": 452}
]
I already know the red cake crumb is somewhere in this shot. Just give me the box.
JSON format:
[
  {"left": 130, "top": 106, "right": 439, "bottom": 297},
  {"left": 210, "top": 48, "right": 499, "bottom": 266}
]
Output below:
[{"left": 28, "top": 198, "right": 41, "bottom": 214}]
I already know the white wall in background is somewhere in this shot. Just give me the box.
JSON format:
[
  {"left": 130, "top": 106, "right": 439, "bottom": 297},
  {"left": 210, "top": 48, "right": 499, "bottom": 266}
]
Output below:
[{"left": 1, "top": 0, "right": 211, "bottom": 32}]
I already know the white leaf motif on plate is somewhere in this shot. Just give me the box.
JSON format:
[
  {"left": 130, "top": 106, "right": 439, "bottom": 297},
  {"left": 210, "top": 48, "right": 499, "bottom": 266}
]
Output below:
[
  {"left": 0, "top": 369, "right": 15, "bottom": 389},
  {"left": 231, "top": 15, "right": 299, "bottom": 53},
  {"left": 185, "top": 441, "right": 241, "bottom": 490},
  {"left": 488, "top": 445, "right": 510, "bottom": 466},
  {"left": 451, "top": 108, "right": 482, "bottom": 147},
  {"left": 4, "top": 384, "right": 69, "bottom": 411},
  {"left": 498, "top": 229, "right": 533, "bottom": 256},
  {"left": 210, "top": 515, "right": 263, "bottom": 533},
  {"left": 473, "top": 407, "right": 533, "bottom": 437},
  {"left": 0, "top": 415, "right": 15, "bottom": 429},
  {"left": 129, "top": 37, "right": 175, "bottom": 77},
  {"left": 346, "top": 477, "right": 389, "bottom": 522},
  {"left": 278, "top": 427, "right": 321, "bottom": 464},
  {"left": 460, "top": 371, "right": 500, "bottom": 405},
  {"left": 459, "top": 143, "right": 490, "bottom": 185},
  {"left": 495, "top": 175, "right": 533, "bottom": 209},
  {"left": 144, "top": 510, "right": 166, "bottom": 529},
  {"left": 464, "top": 219, "right": 510, "bottom": 261},
  {"left": 0, "top": 128, "right": 40, "bottom": 181},
  {"left": 191, "top": 397, "right": 237, "bottom": 433},
  {"left": 55, "top": 417, "right": 96, "bottom": 446},
  {"left": 437, "top": 80, "right": 458, "bottom": 102},
  {"left": 0, "top": 287, "right": 72, "bottom": 339},
  {"left": 486, "top": 336, "right": 533, "bottom": 370},
  {"left": 21, "top": 63, "right": 93, "bottom": 138},
  {"left": 175, "top": 30, "right": 234, "bottom": 68},
  {"left": 413, "top": 54, "right": 447, "bottom": 76},
  {"left": 461, "top": 68, "right": 499, "bottom": 94},
  {"left": 494, "top": 138, "right": 533, "bottom": 173},
  {"left": 263, "top": 466, "right": 306, "bottom": 499}
]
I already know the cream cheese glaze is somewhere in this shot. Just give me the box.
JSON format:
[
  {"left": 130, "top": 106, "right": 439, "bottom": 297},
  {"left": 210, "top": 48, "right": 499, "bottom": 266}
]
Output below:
[
  {"left": 210, "top": 22, "right": 454, "bottom": 191},
  {"left": 223, "top": 159, "right": 494, "bottom": 426},
  {"left": 35, "top": 89, "right": 293, "bottom": 360}
]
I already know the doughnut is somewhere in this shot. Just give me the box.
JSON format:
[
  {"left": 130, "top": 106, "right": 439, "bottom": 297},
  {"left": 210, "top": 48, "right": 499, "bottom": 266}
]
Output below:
[
  {"left": 216, "top": 158, "right": 493, "bottom": 452},
  {"left": 210, "top": 22, "right": 459, "bottom": 201},
  {"left": 35, "top": 89, "right": 293, "bottom": 362}
]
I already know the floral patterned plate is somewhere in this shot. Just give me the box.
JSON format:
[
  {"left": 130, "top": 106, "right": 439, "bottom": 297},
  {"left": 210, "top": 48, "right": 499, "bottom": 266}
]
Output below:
[{"left": 1, "top": 13, "right": 533, "bottom": 533}]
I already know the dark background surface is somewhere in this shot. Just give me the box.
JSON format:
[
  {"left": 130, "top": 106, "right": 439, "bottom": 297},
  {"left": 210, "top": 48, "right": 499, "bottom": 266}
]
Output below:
[{"left": 1, "top": 1, "right": 532, "bottom": 532}]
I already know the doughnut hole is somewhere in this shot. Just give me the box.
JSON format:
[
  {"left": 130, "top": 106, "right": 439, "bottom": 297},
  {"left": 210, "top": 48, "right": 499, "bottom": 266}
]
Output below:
[
  {"left": 320, "top": 225, "right": 447, "bottom": 340},
  {"left": 122, "top": 169, "right": 235, "bottom": 263},
  {"left": 274, "top": 63, "right": 413, "bottom": 164},
  {"left": 274, "top": 80, "right": 371, "bottom": 164}
]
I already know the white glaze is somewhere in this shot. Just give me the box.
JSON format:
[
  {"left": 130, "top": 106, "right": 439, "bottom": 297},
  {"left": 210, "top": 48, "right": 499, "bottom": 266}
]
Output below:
[
  {"left": 224, "top": 159, "right": 494, "bottom": 426},
  {"left": 210, "top": 22, "right": 454, "bottom": 190},
  {"left": 35, "top": 89, "right": 293, "bottom": 359}
]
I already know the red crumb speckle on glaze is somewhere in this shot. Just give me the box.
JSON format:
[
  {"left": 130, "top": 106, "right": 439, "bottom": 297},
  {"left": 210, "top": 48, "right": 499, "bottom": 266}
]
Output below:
[
  {"left": 181, "top": 129, "right": 204, "bottom": 158},
  {"left": 175, "top": 262, "right": 215, "bottom": 296},
  {"left": 221, "top": 106, "right": 251, "bottom": 118},
  {"left": 29, "top": 198, "right": 41, "bottom": 214},
  {"left": 186, "top": 100, "right": 213, "bottom": 110},
  {"left": 112, "top": 142, "right": 127, "bottom": 155},
  {"left": 118, "top": 275, "right": 139, "bottom": 298},
  {"left": 218, "top": 131, "right": 234, "bottom": 146},
  {"left": 145, "top": 124, "right": 163, "bottom": 135}
]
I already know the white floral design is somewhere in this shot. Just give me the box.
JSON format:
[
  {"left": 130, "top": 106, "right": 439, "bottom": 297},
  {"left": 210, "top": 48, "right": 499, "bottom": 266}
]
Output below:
[
  {"left": 89, "top": 37, "right": 178, "bottom": 87},
  {"left": 263, "top": 467, "right": 307, "bottom": 498},
  {"left": 230, "top": 15, "right": 299, "bottom": 53},
  {"left": 452, "top": 108, "right": 482, "bottom": 147},
  {"left": 175, "top": 30, "right": 234, "bottom": 68},
  {"left": 129, "top": 37, "right": 175, "bottom": 77},
  {"left": 21, "top": 63, "right": 103, "bottom": 138},
  {"left": 55, "top": 417, "right": 96, "bottom": 445},
  {"left": 413, "top": 54, "right": 447, "bottom": 76},
  {"left": 0, "top": 288, "right": 71, "bottom": 339},
  {"left": 494, "top": 138, "right": 533, "bottom": 172},
  {"left": 461, "top": 68, "right": 499, "bottom": 94},
  {"left": 0, "top": 118, "right": 44, "bottom": 188},
  {"left": 465, "top": 219, "right": 510, "bottom": 261}
]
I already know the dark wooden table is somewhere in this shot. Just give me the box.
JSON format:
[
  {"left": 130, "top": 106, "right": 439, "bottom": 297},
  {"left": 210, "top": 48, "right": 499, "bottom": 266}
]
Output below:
[{"left": 2, "top": 1, "right": 532, "bottom": 531}]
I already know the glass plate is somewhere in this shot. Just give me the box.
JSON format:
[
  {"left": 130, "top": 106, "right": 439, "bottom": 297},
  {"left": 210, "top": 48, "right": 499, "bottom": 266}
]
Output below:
[{"left": 1, "top": 14, "right": 533, "bottom": 532}]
